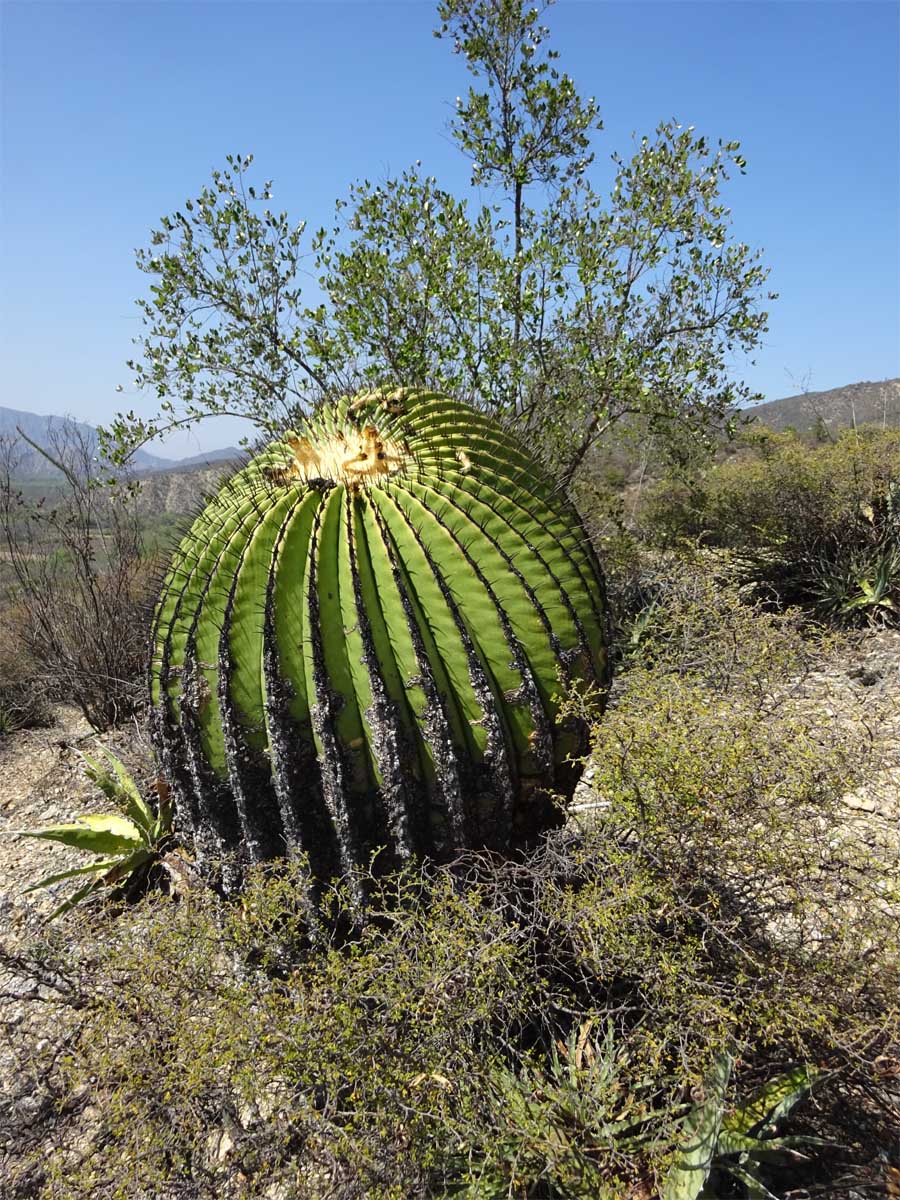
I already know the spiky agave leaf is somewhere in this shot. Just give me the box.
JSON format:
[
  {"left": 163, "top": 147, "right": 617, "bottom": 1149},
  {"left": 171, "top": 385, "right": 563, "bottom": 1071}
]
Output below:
[
  {"left": 150, "top": 388, "right": 610, "bottom": 886},
  {"left": 662, "top": 1058, "right": 827, "bottom": 1200},
  {"left": 13, "top": 815, "right": 144, "bottom": 856},
  {"left": 661, "top": 1050, "right": 733, "bottom": 1200}
]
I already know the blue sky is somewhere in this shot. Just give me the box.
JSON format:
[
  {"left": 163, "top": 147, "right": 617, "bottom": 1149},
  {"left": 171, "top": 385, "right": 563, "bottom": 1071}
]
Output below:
[{"left": 2, "top": 0, "right": 898, "bottom": 457}]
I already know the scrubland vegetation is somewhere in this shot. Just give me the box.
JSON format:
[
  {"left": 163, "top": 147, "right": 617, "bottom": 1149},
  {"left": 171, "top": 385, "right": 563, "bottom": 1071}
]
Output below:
[{"left": 640, "top": 427, "right": 900, "bottom": 622}]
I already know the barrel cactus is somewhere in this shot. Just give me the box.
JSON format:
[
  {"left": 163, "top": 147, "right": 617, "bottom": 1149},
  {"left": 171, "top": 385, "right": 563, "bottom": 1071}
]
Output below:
[{"left": 150, "top": 388, "right": 609, "bottom": 887}]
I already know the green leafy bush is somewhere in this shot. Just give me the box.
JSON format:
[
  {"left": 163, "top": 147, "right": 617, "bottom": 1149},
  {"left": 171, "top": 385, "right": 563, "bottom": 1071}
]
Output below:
[
  {"left": 639, "top": 427, "right": 900, "bottom": 622},
  {"left": 562, "top": 571, "right": 898, "bottom": 1056}
]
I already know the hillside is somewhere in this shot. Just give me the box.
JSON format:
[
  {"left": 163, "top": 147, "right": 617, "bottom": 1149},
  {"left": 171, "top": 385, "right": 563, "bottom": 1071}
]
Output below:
[
  {"left": 744, "top": 378, "right": 900, "bottom": 433},
  {"left": 0, "top": 406, "right": 238, "bottom": 479},
  {"left": 133, "top": 458, "right": 240, "bottom": 516}
]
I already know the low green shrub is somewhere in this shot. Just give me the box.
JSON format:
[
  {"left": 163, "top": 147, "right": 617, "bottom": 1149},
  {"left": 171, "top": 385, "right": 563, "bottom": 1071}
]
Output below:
[
  {"left": 600, "top": 543, "right": 834, "bottom": 678},
  {"left": 562, "top": 668, "right": 896, "bottom": 1078},
  {"left": 639, "top": 426, "right": 900, "bottom": 622},
  {"left": 2, "top": 861, "right": 637, "bottom": 1199}
]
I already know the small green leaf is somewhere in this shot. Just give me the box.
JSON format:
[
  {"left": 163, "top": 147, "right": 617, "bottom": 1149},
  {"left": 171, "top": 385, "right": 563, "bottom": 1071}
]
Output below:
[
  {"left": 716, "top": 1129, "right": 827, "bottom": 1158},
  {"left": 45, "top": 877, "right": 105, "bottom": 922},
  {"left": 720, "top": 1161, "right": 779, "bottom": 1199},
  {"left": 722, "top": 1065, "right": 819, "bottom": 1137}
]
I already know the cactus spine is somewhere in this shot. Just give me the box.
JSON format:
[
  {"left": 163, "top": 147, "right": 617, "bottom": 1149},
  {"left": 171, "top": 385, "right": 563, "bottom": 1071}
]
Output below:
[{"left": 150, "top": 389, "right": 609, "bottom": 883}]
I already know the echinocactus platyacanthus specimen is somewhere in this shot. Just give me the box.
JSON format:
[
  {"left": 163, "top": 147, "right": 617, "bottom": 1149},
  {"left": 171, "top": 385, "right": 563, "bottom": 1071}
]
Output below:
[{"left": 150, "top": 389, "right": 609, "bottom": 886}]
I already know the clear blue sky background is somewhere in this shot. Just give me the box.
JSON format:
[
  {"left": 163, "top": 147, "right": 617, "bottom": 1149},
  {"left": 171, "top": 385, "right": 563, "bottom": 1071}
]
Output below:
[{"left": 2, "top": 0, "right": 898, "bottom": 457}]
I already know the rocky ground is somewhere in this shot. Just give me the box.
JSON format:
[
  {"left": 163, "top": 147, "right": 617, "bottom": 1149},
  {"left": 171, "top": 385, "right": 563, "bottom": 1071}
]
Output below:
[{"left": 0, "top": 713, "right": 160, "bottom": 1194}]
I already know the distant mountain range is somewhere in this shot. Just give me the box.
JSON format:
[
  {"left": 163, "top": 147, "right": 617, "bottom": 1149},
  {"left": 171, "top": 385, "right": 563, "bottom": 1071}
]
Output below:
[
  {"left": 0, "top": 406, "right": 239, "bottom": 478},
  {"left": 743, "top": 378, "right": 900, "bottom": 433}
]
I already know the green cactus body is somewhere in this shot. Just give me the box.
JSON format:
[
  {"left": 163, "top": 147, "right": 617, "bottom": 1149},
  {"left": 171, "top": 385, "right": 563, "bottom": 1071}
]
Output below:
[{"left": 150, "top": 389, "right": 609, "bottom": 880}]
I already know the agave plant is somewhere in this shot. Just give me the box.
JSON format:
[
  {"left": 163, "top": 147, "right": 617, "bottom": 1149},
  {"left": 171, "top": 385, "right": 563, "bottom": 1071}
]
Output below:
[
  {"left": 150, "top": 388, "right": 609, "bottom": 887},
  {"left": 811, "top": 545, "right": 900, "bottom": 625},
  {"left": 10, "top": 746, "right": 174, "bottom": 920},
  {"left": 662, "top": 1051, "right": 826, "bottom": 1200},
  {"left": 841, "top": 546, "right": 900, "bottom": 623},
  {"left": 445, "top": 1019, "right": 656, "bottom": 1198}
]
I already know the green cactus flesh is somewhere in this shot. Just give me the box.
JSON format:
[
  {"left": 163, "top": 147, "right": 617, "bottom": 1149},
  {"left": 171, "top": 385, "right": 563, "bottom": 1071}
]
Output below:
[{"left": 150, "top": 389, "right": 609, "bottom": 877}]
